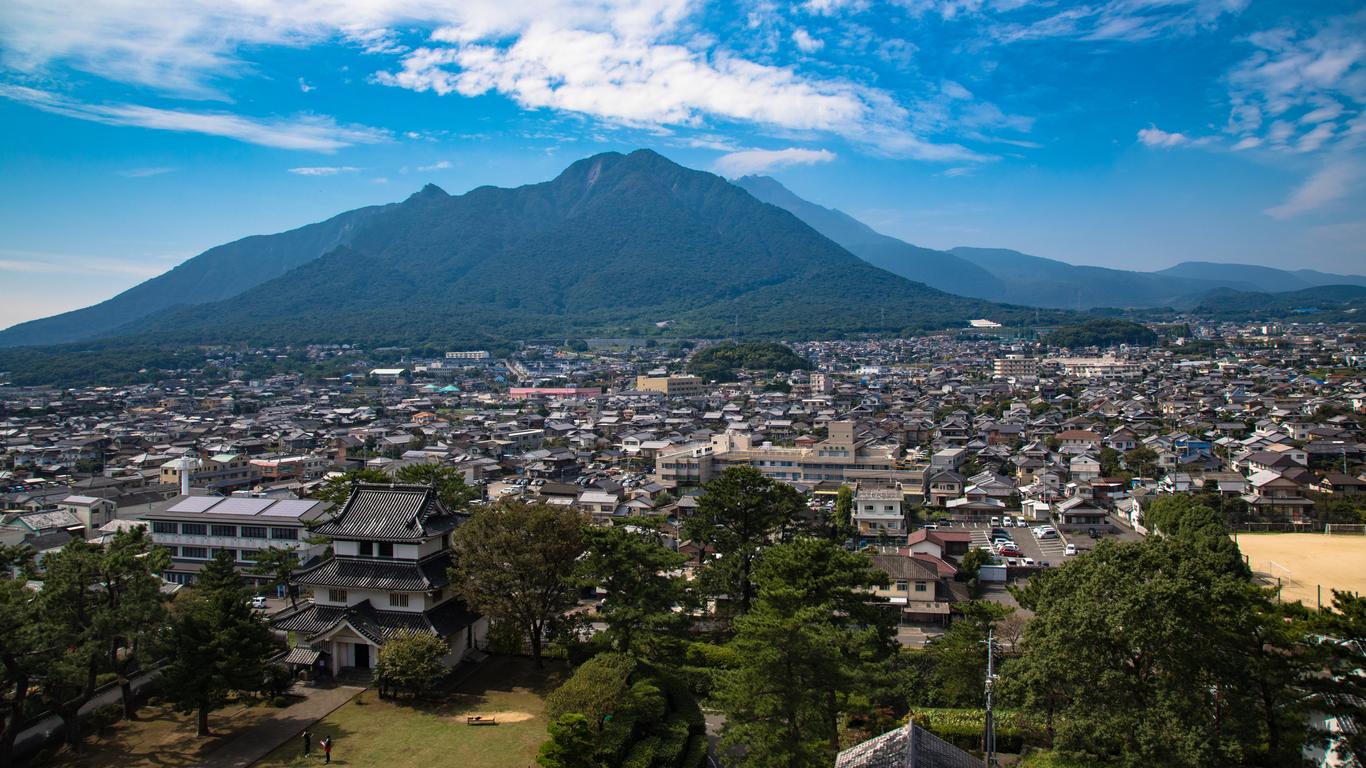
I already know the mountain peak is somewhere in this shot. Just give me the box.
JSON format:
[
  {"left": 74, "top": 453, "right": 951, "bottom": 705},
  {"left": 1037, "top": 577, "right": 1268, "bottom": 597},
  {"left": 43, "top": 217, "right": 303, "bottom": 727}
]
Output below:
[{"left": 407, "top": 183, "right": 448, "bottom": 202}]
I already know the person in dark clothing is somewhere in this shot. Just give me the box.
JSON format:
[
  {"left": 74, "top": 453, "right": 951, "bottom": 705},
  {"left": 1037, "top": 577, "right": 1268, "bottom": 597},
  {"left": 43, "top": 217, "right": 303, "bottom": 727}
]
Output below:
[
  {"left": 321, "top": 735, "right": 332, "bottom": 764},
  {"left": 302, "top": 729, "right": 311, "bottom": 756}
]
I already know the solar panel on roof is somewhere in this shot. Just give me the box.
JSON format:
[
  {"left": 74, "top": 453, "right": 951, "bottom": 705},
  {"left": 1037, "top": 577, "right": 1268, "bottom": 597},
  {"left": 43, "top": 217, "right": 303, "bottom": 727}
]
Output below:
[
  {"left": 211, "top": 497, "right": 275, "bottom": 516},
  {"left": 167, "top": 496, "right": 219, "bottom": 513},
  {"left": 263, "top": 499, "right": 316, "bottom": 519}
]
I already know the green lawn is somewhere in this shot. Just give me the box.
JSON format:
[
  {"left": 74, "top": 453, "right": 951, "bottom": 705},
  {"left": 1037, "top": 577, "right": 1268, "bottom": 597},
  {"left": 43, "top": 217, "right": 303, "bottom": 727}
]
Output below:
[{"left": 256, "top": 656, "right": 568, "bottom": 768}]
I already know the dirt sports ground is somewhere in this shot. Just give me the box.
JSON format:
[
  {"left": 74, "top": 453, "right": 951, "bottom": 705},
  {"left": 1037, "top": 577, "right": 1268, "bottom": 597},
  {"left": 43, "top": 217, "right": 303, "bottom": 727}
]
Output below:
[{"left": 1233, "top": 532, "right": 1366, "bottom": 608}]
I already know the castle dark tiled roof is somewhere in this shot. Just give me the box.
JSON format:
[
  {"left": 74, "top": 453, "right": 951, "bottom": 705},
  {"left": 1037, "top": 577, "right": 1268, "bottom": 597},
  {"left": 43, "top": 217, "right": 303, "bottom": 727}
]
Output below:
[
  {"left": 294, "top": 553, "right": 451, "bottom": 592},
  {"left": 273, "top": 598, "right": 480, "bottom": 645},
  {"left": 309, "top": 484, "right": 464, "bottom": 542}
]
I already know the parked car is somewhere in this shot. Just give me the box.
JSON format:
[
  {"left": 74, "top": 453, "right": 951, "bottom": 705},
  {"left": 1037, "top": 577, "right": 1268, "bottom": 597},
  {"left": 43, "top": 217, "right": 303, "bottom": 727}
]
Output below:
[
  {"left": 249, "top": 596, "right": 268, "bottom": 610},
  {"left": 1021, "top": 557, "right": 1037, "bottom": 567},
  {"left": 1088, "top": 527, "right": 1101, "bottom": 539},
  {"left": 1002, "top": 517, "right": 1014, "bottom": 527},
  {"left": 1065, "top": 543, "right": 1078, "bottom": 556},
  {"left": 990, "top": 516, "right": 1001, "bottom": 527},
  {"left": 923, "top": 523, "right": 938, "bottom": 530},
  {"left": 998, "top": 546, "right": 1024, "bottom": 558},
  {"left": 990, "top": 527, "right": 1010, "bottom": 539},
  {"left": 1038, "top": 529, "right": 1060, "bottom": 540}
]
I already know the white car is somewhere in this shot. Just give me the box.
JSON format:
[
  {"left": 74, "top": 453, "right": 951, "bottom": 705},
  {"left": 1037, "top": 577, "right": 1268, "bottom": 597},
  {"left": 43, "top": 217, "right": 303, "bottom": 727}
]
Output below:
[
  {"left": 990, "top": 516, "right": 1001, "bottom": 527},
  {"left": 1021, "top": 557, "right": 1037, "bottom": 567},
  {"left": 1065, "top": 543, "right": 1078, "bottom": 556},
  {"left": 1002, "top": 517, "right": 1014, "bottom": 527},
  {"left": 249, "top": 596, "right": 268, "bottom": 610}
]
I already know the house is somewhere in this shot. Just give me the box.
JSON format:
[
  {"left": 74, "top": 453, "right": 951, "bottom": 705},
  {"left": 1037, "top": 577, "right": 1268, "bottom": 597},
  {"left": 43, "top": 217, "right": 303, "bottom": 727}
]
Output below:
[
  {"left": 928, "top": 471, "right": 965, "bottom": 507},
  {"left": 905, "top": 528, "right": 972, "bottom": 560},
  {"left": 57, "top": 495, "right": 117, "bottom": 537},
  {"left": 1054, "top": 496, "right": 1108, "bottom": 528},
  {"left": 1318, "top": 472, "right": 1366, "bottom": 495},
  {"left": 852, "top": 484, "right": 906, "bottom": 544},
  {"left": 1241, "top": 471, "right": 1315, "bottom": 521},
  {"left": 869, "top": 553, "right": 951, "bottom": 624},
  {"left": 275, "top": 484, "right": 488, "bottom": 676}
]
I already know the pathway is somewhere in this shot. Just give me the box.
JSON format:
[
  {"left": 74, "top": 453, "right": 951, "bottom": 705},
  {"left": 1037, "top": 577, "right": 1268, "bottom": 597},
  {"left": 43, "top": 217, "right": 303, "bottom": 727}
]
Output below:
[{"left": 198, "top": 683, "right": 364, "bottom": 768}]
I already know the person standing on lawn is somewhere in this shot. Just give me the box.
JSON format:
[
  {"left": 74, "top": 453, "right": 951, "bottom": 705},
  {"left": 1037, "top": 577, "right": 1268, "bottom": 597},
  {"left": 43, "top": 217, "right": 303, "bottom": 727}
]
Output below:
[
  {"left": 301, "top": 729, "right": 311, "bottom": 757},
  {"left": 322, "top": 735, "right": 332, "bottom": 764}
]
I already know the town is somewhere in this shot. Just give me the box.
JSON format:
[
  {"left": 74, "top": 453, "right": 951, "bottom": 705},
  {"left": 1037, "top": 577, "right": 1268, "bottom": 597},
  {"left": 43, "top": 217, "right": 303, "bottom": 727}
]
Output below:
[{"left": 2, "top": 318, "right": 1364, "bottom": 768}]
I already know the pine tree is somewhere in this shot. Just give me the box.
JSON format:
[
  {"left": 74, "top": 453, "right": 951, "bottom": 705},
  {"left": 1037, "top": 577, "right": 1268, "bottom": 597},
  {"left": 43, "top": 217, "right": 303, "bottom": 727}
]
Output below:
[{"left": 162, "top": 551, "right": 277, "bottom": 735}]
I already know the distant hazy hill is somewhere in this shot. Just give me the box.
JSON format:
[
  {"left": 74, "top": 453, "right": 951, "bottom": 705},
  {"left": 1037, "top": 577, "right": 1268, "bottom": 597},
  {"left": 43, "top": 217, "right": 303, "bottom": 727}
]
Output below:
[
  {"left": 1155, "top": 261, "right": 1366, "bottom": 292},
  {"left": 731, "top": 175, "right": 1005, "bottom": 299},
  {"left": 53, "top": 150, "right": 1060, "bottom": 348},
  {"left": 947, "top": 247, "right": 1252, "bottom": 309},
  {"left": 1191, "top": 284, "right": 1366, "bottom": 321},
  {"left": 0, "top": 204, "right": 391, "bottom": 347}
]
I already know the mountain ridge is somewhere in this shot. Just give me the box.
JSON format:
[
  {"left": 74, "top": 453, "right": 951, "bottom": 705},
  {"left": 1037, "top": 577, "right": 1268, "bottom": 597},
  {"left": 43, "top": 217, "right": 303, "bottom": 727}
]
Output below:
[{"left": 56, "top": 149, "right": 1065, "bottom": 349}]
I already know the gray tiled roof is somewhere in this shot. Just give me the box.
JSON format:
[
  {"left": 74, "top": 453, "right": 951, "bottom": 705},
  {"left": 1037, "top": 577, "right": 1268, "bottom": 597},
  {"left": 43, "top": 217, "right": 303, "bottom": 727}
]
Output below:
[
  {"left": 309, "top": 484, "right": 463, "bottom": 542},
  {"left": 273, "top": 598, "right": 480, "bottom": 644},
  {"left": 294, "top": 553, "right": 451, "bottom": 592}
]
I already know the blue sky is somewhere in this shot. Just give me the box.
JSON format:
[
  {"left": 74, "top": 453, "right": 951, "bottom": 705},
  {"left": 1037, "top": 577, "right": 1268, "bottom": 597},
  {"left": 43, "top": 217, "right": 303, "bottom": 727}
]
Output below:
[{"left": 1, "top": 0, "right": 1364, "bottom": 328}]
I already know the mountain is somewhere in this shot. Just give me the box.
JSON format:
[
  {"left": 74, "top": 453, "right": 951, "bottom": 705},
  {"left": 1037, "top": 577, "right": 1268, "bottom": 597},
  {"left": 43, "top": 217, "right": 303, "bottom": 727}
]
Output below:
[
  {"left": 21, "top": 150, "right": 1063, "bottom": 351},
  {"left": 730, "top": 175, "right": 1005, "bottom": 299},
  {"left": 0, "top": 204, "right": 392, "bottom": 347},
  {"left": 1155, "top": 261, "right": 1366, "bottom": 292},
  {"left": 1190, "top": 284, "right": 1366, "bottom": 321},
  {"left": 947, "top": 247, "right": 1251, "bottom": 309}
]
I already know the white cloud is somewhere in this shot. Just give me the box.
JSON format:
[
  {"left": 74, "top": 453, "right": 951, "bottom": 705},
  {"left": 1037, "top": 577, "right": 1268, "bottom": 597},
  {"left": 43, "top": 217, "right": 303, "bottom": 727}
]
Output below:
[
  {"left": 1226, "top": 15, "right": 1366, "bottom": 153},
  {"left": 1265, "top": 162, "right": 1358, "bottom": 219},
  {"left": 288, "top": 166, "right": 360, "bottom": 175},
  {"left": 417, "top": 160, "right": 451, "bottom": 171},
  {"left": 0, "top": 84, "right": 389, "bottom": 151},
  {"left": 116, "top": 166, "right": 176, "bottom": 177},
  {"left": 791, "top": 28, "right": 823, "bottom": 53},
  {"left": 1137, "top": 125, "right": 1189, "bottom": 147},
  {"left": 0, "top": 248, "right": 179, "bottom": 278},
  {"left": 713, "top": 147, "right": 836, "bottom": 176},
  {"left": 1231, "top": 136, "right": 1262, "bottom": 150},
  {"left": 0, "top": 0, "right": 979, "bottom": 162},
  {"left": 298, "top": 77, "right": 315, "bottom": 92}
]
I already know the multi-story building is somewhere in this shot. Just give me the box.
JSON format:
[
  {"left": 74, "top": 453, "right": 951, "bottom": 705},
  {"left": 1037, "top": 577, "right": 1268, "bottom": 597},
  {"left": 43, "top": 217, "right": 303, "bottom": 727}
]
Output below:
[
  {"left": 142, "top": 494, "right": 332, "bottom": 587},
  {"left": 274, "top": 484, "right": 488, "bottom": 676},
  {"left": 159, "top": 453, "right": 257, "bottom": 492},
  {"left": 654, "top": 421, "right": 924, "bottom": 489},
  {"left": 992, "top": 355, "right": 1038, "bottom": 378},
  {"left": 1049, "top": 356, "right": 1143, "bottom": 379},
  {"left": 852, "top": 484, "right": 906, "bottom": 544},
  {"left": 634, "top": 375, "right": 705, "bottom": 398}
]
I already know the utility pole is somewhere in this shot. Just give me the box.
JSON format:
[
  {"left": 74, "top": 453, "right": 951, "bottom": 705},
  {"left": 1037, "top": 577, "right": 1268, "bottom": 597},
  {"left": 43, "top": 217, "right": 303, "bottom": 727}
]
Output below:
[{"left": 983, "top": 629, "right": 997, "bottom": 768}]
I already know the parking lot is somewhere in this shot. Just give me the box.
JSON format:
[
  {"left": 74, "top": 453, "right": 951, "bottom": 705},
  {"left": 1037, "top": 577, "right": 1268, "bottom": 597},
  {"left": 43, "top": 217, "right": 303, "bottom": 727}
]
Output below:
[{"left": 954, "top": 518, "right": 1070, "bottom": 567}]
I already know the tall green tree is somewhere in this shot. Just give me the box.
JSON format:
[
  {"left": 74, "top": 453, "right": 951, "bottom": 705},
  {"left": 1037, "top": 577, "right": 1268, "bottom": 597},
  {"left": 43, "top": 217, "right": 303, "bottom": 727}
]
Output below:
[
  {"left": 1124, "top": 446, "right": 1160, "bottom": 479},
  {"left": 926, "top": 600, "right": 1011, "bottom": 707},
  {"left": 577, "top": 524, "right": 688, "bottom": 658},
  {"left": 249, "top": 547, "right": 301, "bottom": 609},
  {"left": 716, "top": 538, "right": 894, "bottom": 767},
  {"left": 831, "top": 485, "right": 855, "bottom": 542},
  {"left": 94, "top": 529, "right": 170, "bottom": 720},
  {"left": 0, "top": 548, "right": 47, "bottom": 766},
  {"left": 1004, "top": 530, "right": 1312, "bottom": 768},
  {"left": 682, "top": 466, "right": 805, "bottom": 615},
  {"left": 35, "top": 540, "right": 107, "bottom": 752},
  {"left": 394, "top": 463, "right": 481, "bottom": 511},
  {"left": 161, "top": 552, "right": 277, "bottom": 736},
  {"left": 449, "top": 501, "right": 585, "bottom": 667},
  {"left": 1316, "top": 590, "right": 1366, "bottom": 765}
]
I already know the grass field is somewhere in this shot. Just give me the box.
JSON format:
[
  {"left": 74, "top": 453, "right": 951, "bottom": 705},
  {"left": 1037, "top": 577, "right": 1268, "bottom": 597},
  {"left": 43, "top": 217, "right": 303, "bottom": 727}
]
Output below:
[
  {"left": 1233, "top": 532, "right": 1366, "bottom": 607},
  {"left": 255, "top": 656, "right": 567, "bottom": 768}
]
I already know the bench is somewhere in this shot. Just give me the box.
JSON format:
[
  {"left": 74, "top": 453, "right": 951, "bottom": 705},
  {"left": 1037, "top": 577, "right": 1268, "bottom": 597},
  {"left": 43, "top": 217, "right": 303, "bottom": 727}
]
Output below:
[{"left": 466, "top": 716, "right": 497, "bottom": 725}]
